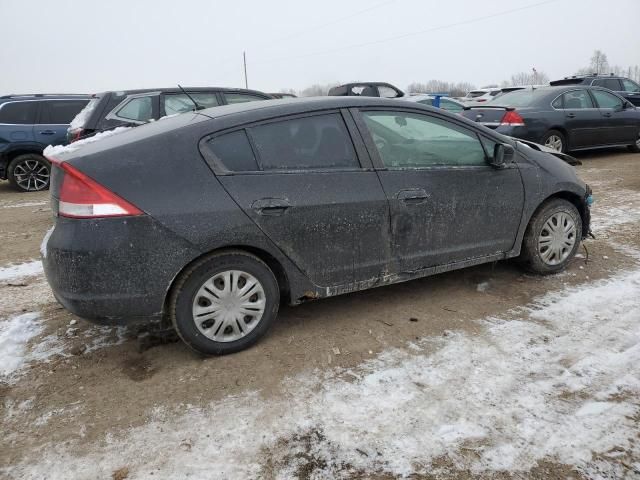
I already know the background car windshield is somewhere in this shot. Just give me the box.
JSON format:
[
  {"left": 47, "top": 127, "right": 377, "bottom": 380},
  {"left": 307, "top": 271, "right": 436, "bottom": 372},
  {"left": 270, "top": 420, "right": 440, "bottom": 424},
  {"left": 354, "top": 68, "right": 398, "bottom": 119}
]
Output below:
[
  {"left": 492, "top": 89, "right": 546, "bottom": 107},
  {"left": 363, "top": 111, "right": 486, "bottom": 167},
  {"left": 467, "top": 91, "right": 486, "bottom": 98}
]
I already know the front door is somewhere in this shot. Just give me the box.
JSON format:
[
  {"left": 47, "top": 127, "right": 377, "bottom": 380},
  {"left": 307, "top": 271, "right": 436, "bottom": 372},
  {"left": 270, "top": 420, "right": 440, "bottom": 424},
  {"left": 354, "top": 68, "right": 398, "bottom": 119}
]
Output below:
[
  {"left": 207, "top": 110, "right": 391, "bottom": 288},
  {"left": 590, "top": 89, "right": 639, "bottom": 145},
  {"left": 35, "top": 100, "right": 89, "bottom": 147},
  {"left": 355, "top": 108, "right": 524, "bottom": 272}
]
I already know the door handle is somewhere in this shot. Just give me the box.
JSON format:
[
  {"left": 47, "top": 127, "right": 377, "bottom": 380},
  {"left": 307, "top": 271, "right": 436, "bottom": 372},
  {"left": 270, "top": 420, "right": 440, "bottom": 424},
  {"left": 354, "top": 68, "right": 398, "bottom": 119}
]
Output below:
[
  {"left": 39, "top": 130, "right": 55, "bottom": 135},
  {"left": 397, "top": 189, "right": 429, "bottom": 204},
  {"left": 252, "top": 198, "right": 291, "bottom": 216},
  {"left": 566, "top": 113, "right": 576, "bottom": 118},
  {"left": 602, "top": 112, "right": 612, "bottom": 117}
]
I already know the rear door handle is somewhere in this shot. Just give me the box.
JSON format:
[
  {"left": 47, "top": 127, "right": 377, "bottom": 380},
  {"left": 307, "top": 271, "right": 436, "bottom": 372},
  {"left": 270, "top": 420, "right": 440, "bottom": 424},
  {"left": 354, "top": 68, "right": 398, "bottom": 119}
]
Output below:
[
  {"left": 566, "top": 113, "right": 576, "bottom": 118},
  {"left": 252, "top": 198, "right": 291, "bottom": 216},
  {"left": 39, "top": 130, "right": 55, "bottom": 135},
  {"left": 397, "top": 188, "right": 429, "bottom": 205},
  {"left": 602, "top": 112, "right": 612, "bottom": 117}
]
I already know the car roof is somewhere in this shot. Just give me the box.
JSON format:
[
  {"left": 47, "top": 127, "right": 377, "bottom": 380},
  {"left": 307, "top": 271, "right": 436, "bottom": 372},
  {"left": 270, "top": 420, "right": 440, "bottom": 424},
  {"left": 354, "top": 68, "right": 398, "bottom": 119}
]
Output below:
[
  {"left": 92, "top": 87, "right": 271, "bottom": 98},
  {"left": 0, "top": 94, "right": 90, "bottom": 104}
]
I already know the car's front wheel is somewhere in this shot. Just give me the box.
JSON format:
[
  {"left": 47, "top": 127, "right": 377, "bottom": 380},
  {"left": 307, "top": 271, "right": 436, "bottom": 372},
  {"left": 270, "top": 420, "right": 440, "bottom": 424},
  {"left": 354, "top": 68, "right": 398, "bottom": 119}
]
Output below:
[
  {"left": 169, "top": 251, "right": 280, "bottom": 355},
  {"left": 519, "top": 198, "right": 582, "bottom": 274},
  {"left": 541, "top": 130, "right": 567, "bottom": 153},
  {"left": 628, "top": 132, "right": 640, "bottom": 153},
  {"left": 7, "top": 154, "right": 51, "bottom": 192}
]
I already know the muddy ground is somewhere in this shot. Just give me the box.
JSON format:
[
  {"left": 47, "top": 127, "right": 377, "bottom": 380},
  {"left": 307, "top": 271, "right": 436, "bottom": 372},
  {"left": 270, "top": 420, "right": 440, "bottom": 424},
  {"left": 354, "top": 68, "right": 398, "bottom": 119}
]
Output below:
[{"left": 1, "top": 149, "right": 639, "bottom": 479}]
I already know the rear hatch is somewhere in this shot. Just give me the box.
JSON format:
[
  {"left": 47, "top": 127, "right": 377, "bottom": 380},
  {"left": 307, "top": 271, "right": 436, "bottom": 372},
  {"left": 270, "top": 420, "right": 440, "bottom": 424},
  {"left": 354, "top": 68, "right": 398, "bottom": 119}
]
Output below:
[{"left": 67, "top": 95, "right": 102, "bottom": 142}]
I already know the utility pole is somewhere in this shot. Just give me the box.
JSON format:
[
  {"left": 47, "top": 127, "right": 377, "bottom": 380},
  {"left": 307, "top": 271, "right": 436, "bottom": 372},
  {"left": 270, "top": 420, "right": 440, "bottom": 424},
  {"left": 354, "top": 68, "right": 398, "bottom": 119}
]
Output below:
[{"left": 243, "top": 51, "right": 248, "bottom": 89}]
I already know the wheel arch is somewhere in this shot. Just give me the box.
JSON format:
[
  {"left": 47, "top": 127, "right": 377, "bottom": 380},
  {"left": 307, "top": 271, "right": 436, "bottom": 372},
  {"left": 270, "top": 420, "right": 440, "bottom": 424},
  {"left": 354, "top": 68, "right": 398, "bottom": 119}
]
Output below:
[
  {"left": 525, "top": 190, "right": 589, "bottom": 241},
  {"left": 163, "top": 245, "right": 291, "bottom": 319}
]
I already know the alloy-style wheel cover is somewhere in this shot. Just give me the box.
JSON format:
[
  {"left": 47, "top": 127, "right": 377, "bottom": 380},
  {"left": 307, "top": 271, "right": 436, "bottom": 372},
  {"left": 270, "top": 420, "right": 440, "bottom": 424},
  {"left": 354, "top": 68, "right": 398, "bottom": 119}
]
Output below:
[
  {"left": 192, "top": 270, "right": 266, "bottom": 342},
  {"left": 13, "top": 159, "right": 50, "bottom": 191},
  {"left": 544, "top": 135, "right": 563, "bottom": 152},
  {"left": 537, "top": 212, "right": 577, "bottom": 266}
]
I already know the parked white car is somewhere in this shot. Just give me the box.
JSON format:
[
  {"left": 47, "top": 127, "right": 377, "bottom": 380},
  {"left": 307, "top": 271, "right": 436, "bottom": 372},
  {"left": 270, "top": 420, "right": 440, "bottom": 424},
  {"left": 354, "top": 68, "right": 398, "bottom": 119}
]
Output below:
[{"left": 463, "top": 88, "right": 502, "bottom": 103}]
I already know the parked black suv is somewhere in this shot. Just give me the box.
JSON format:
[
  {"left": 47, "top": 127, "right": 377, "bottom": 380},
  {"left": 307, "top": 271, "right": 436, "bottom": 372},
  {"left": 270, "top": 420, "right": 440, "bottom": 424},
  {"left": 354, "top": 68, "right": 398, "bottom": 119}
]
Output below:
[
  {"left": 67, "top": 87, "right": 273, "bottom": 142},
  {"left": 550, "top": 74, "right": 640, "bottom": 106},
  {"left": 0, "top": 94, "right": 89, "bottom": 191}
]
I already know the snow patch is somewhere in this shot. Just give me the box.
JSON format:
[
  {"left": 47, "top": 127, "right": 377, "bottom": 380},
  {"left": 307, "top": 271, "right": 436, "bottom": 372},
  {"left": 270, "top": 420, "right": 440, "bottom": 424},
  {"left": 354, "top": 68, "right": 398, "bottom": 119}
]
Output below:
[
  {"left": 0, "top": 312, "right": 42, "bottom": 378},
  {"left": 0, "top": 260, "right": 43, "bottom": 282},
  {"left": 40, "top": 227, "right": 54, "bottom": 259},
  {"left": 43, "top": 126, "right": 131, "bottom": 157},
  {"left": 1, "top": 201, "right": 47, "bottom": 209},
  {"left": 8, "top": 268, "right": 640, "bottom": 479}
]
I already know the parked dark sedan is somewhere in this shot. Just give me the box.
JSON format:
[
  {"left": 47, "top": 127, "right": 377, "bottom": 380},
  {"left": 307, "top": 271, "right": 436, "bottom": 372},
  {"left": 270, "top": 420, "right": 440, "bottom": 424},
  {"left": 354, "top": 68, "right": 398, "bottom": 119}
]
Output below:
[
  {"left": 462, "top": 86, "right": 640, "bottom": 153},
  {"left": 43, "top": 97, "right": 592, "bottom": 355},
  {"left": 67, "top": 87, "right": 272, "bottom": 142}
]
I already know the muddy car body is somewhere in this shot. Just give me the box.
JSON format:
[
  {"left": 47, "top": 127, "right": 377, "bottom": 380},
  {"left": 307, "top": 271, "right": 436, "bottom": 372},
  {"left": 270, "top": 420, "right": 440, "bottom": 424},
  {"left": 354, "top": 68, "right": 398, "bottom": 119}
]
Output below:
[{"left": 43, "top": 97, "right": 592, "bottom": 354}]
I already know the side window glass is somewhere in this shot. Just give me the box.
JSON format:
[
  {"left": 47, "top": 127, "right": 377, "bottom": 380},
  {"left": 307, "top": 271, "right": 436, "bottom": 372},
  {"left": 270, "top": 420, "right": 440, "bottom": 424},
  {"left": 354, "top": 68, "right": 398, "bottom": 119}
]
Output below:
[
  {"left": 561, "top": 90, "right": 594, "bottom": 109},
  {"left": 0, "top": 102, "right": 37, "bottom": 124},
  {"left": 480, "top": 136, "right": 498, "bottom": 162},
  {"left": 164, "top": 93, "right": 219, "bottom": 115},
  {"left": 223, "top": 93, "right": 266, "bottom": 104},
  {"left": 592, "top": 90, "right": 623, "bottom": 109},
  {"left": 622, "top": 79, "right": 640, "bottom": 92},
  {"left": 378, "top": 86, "right": 400, "bottom": 98},
  {"left": 417, "top": 99, "right": 434, "bottom": 106},
  {"left": 250, "top": 113, "right": 359, "bottom": 170},
  {"left": 362, "top": 111, "right": 487, "bottom": 168},
  {"left": 593, "top": 79, "right": 621, "bottom": 90},
  {"left": 204, "top": 130, "right": 259, "bottom": 172},
  {"left": 441, "top": 99, "right": 463, "bottom": 113},
  {"left": 551, "top": 96, "right": 563, "bottom": 109},
  {"left": 40, "top": 100, "right": 88, "bottom": 124},
  {"left": 115, "top": 97, "right": 153, "bottom": 122}
]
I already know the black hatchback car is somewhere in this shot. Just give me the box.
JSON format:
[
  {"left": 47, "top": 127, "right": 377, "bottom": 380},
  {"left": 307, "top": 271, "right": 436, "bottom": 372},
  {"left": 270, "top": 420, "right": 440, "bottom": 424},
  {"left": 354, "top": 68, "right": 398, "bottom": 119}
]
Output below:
[
  {"left": 462, "top": 85, "right": 640, "bottom": 153},
  {"left": 550, "top": 74, "right": 640, "bottom": 106},
  {"left": 43, "top": 97, "right": 592, "bottom": 355},
  {"left": 67, "top": 87, "right": 272, "bottom": 142}
]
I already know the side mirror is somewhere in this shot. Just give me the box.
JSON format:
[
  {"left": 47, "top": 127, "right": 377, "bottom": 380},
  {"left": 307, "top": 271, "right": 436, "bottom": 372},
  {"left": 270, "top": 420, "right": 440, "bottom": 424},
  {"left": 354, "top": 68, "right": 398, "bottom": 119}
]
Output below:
[{"left": 492, "top": 143, "right": 515, "bottom": 168}]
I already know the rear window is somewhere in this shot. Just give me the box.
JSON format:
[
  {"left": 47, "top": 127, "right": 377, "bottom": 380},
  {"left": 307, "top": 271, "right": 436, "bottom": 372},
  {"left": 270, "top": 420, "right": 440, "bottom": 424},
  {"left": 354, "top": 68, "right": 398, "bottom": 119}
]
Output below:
[
  {"left": 491, "top": 89, "right": 547, "bottom": 107},
  {"left": 250, "top": 113, "right": 359, "bottom": 170},
  {"left": 592, "top": 78, "right": 621, "bottom": 90},
  {"left": 0, "top": 101, "right": 37, "bottom": 124},
  {"left": 69, "top": 98, "right": 100, "bottom": 130},
  {"left": 39, "top": 100, "right": 88, "bottom": 124},
  {"left": 205, "top": 130, "right": 259, "bottom": 172}
]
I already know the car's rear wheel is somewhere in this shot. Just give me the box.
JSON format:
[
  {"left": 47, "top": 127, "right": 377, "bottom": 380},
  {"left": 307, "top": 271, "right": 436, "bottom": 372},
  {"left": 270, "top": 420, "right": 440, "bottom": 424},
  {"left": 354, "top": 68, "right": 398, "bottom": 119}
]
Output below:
[
  {"left": 519, "top": 198, "right": 582, "bottom": 274},
  {"left": 541, "top": 130, "right": 567, "bottom": 153},
  {"left": 7, "top": 154, "right": 51, "bottom": 192},
  {"left": 628, "top": 132, "right": 640, "bottom": 153},
  {"left": 169, "top": 251, "right": 280, "bottom": 355}
]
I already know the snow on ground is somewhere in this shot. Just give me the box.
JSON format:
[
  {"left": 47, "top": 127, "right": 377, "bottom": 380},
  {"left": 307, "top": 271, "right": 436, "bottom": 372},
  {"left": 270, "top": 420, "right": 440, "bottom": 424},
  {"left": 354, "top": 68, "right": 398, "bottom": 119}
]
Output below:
[
  {"left": 6, "top": 265, "right": 640, "bottom": 479},
  {"left": 0, "top": 201, "right": 47, "bottom": 209},
  {"left": 0, "top": 312, "right": 43, "bottom": 379},
  {"left": 43, "top": 126, "right": 131, "bottom": 157},
  {"left": 0, "top": 260, "right": 43, "bottom": 282},
  {"left": 588, "top": 178, "right": 640, "bottom": 234}
]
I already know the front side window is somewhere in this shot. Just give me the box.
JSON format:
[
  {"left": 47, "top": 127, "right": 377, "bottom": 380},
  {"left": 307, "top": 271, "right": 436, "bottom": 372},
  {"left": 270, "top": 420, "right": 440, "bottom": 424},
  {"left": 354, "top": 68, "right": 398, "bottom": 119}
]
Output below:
[
  {"left": 362, "top": 111, "right": 487, "bottom": 168},
  {"left": 223, "top": 93, "right": 267, "bottom": 104},
  {"left": 621, "top": 79, "right": 640, "bottom": 92},
  {"left": 115, "top": 96, "right": 153, "bottom": 122},
  {"left": 561, "top": 90, "right": 594, "bottom": 109},
  {"left": 164, "top": 93, "right": 220, "bottom": 115},
  {"left": 0, "top": 101, "right": 37, "bottom": 124},
  {"left": 592, "top": 90, "right": 623, "bottom": 109},
  {"left": 250, "top": 113, "right": 359, "bottom": 170},
  {"left": 592, "top": 78, "right": 621, "bottom": 91},
  {"left": 378, "top": 86, "right": 401, "bottom": 98},
  {"left": 205, "top": 130, "right": 259, "bottom": 172},
  {"left": 39, "top": 100, "right": 88, "bottom": 124}
]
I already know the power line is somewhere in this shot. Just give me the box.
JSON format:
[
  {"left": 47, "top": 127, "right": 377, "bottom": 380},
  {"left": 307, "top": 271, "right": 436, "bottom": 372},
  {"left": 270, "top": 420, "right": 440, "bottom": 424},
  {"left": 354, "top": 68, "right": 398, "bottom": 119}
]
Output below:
[{"left": 251, "top": 0, "right": 562, "bottom": 67}]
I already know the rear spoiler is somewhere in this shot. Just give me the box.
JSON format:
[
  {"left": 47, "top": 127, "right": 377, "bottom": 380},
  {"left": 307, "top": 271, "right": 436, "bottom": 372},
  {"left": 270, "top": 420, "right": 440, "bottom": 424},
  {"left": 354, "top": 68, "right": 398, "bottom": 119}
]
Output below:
[{"left": 549, "top": 79, "right": 583, "bottom": 86}]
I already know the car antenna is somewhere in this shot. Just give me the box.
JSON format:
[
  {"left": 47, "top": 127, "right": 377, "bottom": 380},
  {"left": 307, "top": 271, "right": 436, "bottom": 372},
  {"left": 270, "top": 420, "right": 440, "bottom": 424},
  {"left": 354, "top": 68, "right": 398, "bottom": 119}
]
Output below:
[{"left": 177, "top": 85, "right": 205, "bottom": 111}]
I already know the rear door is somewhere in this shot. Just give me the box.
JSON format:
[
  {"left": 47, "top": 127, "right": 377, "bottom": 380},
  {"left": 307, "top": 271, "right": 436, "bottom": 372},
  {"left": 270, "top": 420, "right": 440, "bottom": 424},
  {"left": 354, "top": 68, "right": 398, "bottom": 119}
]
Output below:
[
  {"left": 590, "top": 89, "right": 638, "bottom": 144},
  {"left": 35, "top": 99, "right": 89, "bottom": 146},
  {"left": 201, "top": 110, "right": 391, "bottom": 288},
  {"left": 554, "top": 89, "right": 602, "bottom": 148},
  {"left": 355, "top": 108, "right": 524, "bottom": 272},
  {"left": 0, "top": 101, "right": 37, "bottom": 147}
]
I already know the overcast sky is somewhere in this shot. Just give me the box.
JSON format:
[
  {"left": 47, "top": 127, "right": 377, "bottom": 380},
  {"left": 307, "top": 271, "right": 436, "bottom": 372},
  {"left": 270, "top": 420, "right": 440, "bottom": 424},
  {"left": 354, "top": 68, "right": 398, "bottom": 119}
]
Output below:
[{"left": 1, "top": 0, "right": 638, "bottom": 95}]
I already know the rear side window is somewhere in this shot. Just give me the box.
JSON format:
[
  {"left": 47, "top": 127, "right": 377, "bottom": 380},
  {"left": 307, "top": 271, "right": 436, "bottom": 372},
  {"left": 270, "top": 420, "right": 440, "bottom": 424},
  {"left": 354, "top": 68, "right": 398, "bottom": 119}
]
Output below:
[
  {"left": 115, "top": 96, "right": 153, "bottom": 122},
  {"left": 560, "top": 90, "right": 594, "bottom": 109},
  {"left": 205, "top": 130, "right": 259, "bottom": 172},
  {"left": 164, "top": 93, "right": 220, "bottom": 115},
  {"left": 39, "top": 100, "right": 88, "bottom": 124},
  {"left": 0, "top": 101, "right": 37, "bottom": 124},
  {"left": 592, "top": 78, "right": 621, "bottom": 90},
  {"left": 250, "top": 113, "right": 359, "bottom": 170},
  {"left": 592, "top": 90, "right": 623, "bottom": 109},
  {"left": 223, "top": 93, "right": 266, "bottom": 104}
]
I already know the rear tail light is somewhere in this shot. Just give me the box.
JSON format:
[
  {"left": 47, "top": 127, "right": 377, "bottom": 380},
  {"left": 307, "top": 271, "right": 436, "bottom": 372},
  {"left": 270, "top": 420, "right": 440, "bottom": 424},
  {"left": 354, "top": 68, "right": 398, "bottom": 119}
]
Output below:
[
  {"left": 500, "top": 110, "right": 525, "bottom": 126},
  {"left": 53, "top": 161, "right": 142, "bottom": 218}
]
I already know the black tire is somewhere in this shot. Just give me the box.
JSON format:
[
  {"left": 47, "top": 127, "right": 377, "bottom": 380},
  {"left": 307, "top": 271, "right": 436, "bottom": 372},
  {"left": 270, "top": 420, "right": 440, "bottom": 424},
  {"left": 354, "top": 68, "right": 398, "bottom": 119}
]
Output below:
[
  {"left": 628, "top": 134, "right": 640, "bottom": 153},
  {"left": 169, "top": 250, "right": 280, "bottom": 355},
  {"left": 7, "top": 153, "right": 51, "bottom": 192},
  {"left": 519, "top": 198, "right": 582, "bottom": 275},
  {"left": 540, "top": 129, "right": 567, "bottom": 153}
]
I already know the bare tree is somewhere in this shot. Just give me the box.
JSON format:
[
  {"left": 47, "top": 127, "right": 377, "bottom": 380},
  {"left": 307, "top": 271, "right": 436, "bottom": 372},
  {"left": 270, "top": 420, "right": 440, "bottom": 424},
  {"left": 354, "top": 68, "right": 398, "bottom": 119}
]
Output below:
[
  {"left": 590, "top": 50, "right": 609, "bottom": 74},
  {"left": 503, "top": 70, "right": 549, "bottom": 86},
  {"left": 407, "top": 80, "right": 476, "bottom": 97},
  {"left": 299, "top": 83, "right": 340, "bottom": 97},
  {"left": 278, "top": 88, "right": 297, "bottom": 95}
]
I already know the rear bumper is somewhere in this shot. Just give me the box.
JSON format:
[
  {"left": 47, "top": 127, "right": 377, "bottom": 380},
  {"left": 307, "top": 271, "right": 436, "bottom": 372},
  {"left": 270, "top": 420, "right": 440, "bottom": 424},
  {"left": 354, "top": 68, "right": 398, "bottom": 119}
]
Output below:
[{"left": 42, "top": 215, "right": 198, "bottom": 324}]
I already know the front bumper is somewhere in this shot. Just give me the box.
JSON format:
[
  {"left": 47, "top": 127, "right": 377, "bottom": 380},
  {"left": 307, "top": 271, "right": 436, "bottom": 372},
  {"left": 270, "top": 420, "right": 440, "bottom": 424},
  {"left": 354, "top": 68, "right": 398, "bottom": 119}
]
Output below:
[{"left": 42, "top": 215, "right": 198, "bottom": 324}]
